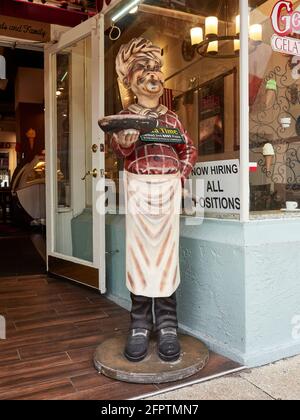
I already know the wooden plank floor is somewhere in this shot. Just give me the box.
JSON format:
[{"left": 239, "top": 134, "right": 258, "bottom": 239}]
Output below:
[{"left": 0, "top": 275, "right": 242, "bottom": 400}]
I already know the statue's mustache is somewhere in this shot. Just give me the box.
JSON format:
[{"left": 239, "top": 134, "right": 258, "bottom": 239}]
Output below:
[{"left": 137, "top": 75, "right": 164, "bottom": 86}]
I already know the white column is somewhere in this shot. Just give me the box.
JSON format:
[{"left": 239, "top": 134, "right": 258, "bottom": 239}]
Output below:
[
  {"left": 44, "top": 47, "right": 58, "bottom": 260},
  {"left": 239, "top": 0, "right": 250, "bottom": 222}
]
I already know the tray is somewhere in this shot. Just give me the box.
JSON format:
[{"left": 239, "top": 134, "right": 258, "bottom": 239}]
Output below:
[{"left": 98, "top": 114, "right": 158, "bottom": 134}]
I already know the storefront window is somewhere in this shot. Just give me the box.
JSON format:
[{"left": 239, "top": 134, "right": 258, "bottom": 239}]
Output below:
[
  {"left": 104, "top": 0, "right": 241, "bottom": 218},
  {"left": 54, "top": 36, "right": 94, "bottom": 261},
  {"left": 249, "top": 0, "right": 300, "bottom": 215}
]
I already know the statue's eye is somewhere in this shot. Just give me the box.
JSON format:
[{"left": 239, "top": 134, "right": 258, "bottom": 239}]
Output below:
[{"left": 132, "top": 63, "right": 146, "bottom": 72}]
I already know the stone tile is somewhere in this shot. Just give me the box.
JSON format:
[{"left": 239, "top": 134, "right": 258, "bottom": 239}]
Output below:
[
  {"left": 240, "top": 355, "right": 300, "bottom": 400},
  {"left": 146, "top": 376, "right": 273, "bottom": 400}
]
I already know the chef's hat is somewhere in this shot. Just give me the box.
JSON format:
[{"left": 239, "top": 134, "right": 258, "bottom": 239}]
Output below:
[{"left": 116, "top": 37, "right": 163, "bottom": 87}]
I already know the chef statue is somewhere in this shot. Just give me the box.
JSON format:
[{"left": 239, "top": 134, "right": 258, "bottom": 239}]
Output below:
[{"left": 109, "top": 38, "right": 197, "bottom": 363}]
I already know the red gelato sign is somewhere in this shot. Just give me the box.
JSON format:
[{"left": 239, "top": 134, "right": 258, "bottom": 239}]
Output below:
[
  {"left": 271, "top": 0, "right": 300, "bottom": 36},
  {"left": 271, "top": 1, "right": 300, "bottom": 56}
]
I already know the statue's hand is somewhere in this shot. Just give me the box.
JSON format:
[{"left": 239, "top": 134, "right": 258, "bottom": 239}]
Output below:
[{"left": 113, "top": 129, "right": 140, "bottom": 149}]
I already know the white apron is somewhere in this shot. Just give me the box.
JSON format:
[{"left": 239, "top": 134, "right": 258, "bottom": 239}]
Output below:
[{"left": 124, "top": 171, "right": 182, "bottom": 298}]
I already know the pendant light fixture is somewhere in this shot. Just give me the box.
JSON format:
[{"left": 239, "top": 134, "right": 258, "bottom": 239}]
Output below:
[{"left": 190, "top": 0, "right": 262, "bottom": 59}]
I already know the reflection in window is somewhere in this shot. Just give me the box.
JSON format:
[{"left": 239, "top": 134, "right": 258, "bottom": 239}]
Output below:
[
  {"left": 56, "top": 54, "right": 70, "bottom": 208},
  {"left": 105, "top": 0, "right": 241, "bottom": 193},
  {"left": 249, "top": 0, "right": 300, "bottom": 213}
]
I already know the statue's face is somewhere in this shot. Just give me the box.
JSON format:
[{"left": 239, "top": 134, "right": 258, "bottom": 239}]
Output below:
[{"left": 129, "top": 58, "right": 164, "bottom": 100}]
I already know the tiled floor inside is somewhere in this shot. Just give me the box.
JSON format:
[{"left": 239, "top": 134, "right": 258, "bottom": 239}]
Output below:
[{"left": 0, "top": 275, "right": 242, "bottom": 400}]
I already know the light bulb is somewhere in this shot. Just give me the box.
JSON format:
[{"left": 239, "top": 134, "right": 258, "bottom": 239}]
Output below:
[
  {"left": 234, "top": 39, "right": 240, "bottom": 52},
  {"left": 236, "top": 15, "right": 240, "bottom": 35},
  {"left": 190, "top": 27, "right": 203, "bottom": 46},
  {"left": 250, "top": 24, "right": 262, "bottom": 42},
  {"left": 207, "top": 41, "right": 218, "bottom": 54},
  {"left": 205, "top": 16, "right": 218, "bottom": 38}
]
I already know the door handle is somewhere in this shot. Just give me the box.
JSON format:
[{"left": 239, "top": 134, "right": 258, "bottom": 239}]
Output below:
[
  {"left": 91, "top": 144, "right": 98, "bottom": 153},
  {"left": 81, "top": 169, "right": 98, "bottom": 181}
]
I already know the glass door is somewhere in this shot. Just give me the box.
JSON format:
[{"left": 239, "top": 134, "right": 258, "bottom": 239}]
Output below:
[{"left": 45, "top": 15, "right": 105, "bottom": 292}]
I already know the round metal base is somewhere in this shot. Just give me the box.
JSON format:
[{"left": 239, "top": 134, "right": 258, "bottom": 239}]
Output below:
[{"left": 94, "top": 334, "right": 209, "bottom": 384}]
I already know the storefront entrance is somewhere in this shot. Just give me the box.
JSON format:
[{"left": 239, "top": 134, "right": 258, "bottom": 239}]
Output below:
[
  {"left": 0, "top": 39, "right": 46, "bottom": 276},
  {"left": 44, "top": 16, "right": 106, "bottom": 291},
  {"left": 1, "top": 0, "right": 299, "bottom": 380},
  {"left": 0, "top": 14, "right": 106, "bottom": 288}
]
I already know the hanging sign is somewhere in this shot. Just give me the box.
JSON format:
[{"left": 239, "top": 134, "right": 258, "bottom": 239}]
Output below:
[
  {"left": 0, "top": 15, "right": 50, "bottom": 42},
  {"left": 271, "top": 1, "right": 300, "bottom": 56},
  {"left": 0, "top": 142, "right": 15, "bottom": 149},
  {"left": 192, "top": 159, "right": 240, "bottom": 214}
]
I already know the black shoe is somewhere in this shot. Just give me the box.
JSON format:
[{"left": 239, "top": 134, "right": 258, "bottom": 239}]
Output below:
[
  {"left": 158, "top": 328, "right": 181, "bottom": 362},
  {"left": 124, "top": 328, "right": 150, "bottom": 362}
]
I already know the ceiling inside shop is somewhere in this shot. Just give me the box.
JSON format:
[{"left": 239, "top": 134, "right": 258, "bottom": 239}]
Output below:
[
  {"left": 103, "top": 0, "right": 268, "bottom": 39},
  {"left": 144, "top": 0, "right": 267, "bottom": 19}
]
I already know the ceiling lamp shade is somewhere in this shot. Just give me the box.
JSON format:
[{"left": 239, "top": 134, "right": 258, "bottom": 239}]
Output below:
[
  {"left": 190, "top": 27, "right": 204, "bottom": 46},
  {"left": 0, "top": 55, "right": 8, "bottom": 90},
  {"left": 190, "top": 2, "right": 262, "bottom": 59}
]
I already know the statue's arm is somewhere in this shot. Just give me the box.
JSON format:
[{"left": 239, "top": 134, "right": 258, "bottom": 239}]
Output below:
[
  {"left": 175, "top": 118, "right": 198, "bottom": 184},
  {"left": 110, "top": 110, "right": 139, "bottom": 157},
  {"left": 111, "top": 130, "right": 139, "bottom": 157}
]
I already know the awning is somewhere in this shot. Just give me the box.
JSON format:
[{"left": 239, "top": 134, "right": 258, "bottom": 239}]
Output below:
[{"left": 0, "top": 0, "right": 94, "bottom": 27}]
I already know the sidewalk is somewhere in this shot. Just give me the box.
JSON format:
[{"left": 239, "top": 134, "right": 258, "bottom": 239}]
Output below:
[{"left": 146, "top": 354, "right": 300, "bottom": 400}]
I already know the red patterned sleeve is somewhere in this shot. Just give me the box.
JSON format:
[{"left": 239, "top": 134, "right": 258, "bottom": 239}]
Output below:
[
  {"left": 174, "top": 117, "right": 198, "bottom": 183},
  {"left": 111, "top": 134, "right": 136, "bottom": 158}
]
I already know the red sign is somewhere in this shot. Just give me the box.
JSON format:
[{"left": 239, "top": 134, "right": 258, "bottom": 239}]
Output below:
[
  {"left": 271, "top": 1, "right": 300, "bottom": 36},
  {"left": 12, "top": 0, "right": 96, "bottom": 12},
  {"left": 249, "top": 162, "right": 258, "bottom": 173},
  {"left": 0, "top": 0, "right": 91, "bottom": 27},
  {"left": 271, "top": 1, "right": 300, "bottom": 56}
]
